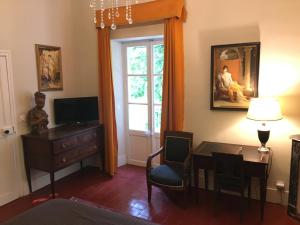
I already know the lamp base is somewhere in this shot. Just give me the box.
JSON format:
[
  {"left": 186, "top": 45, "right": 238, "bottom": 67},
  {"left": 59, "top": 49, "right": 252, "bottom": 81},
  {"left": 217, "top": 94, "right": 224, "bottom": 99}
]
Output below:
[{"left": 258, "top": 146, "right": 269, "bottom": 153}]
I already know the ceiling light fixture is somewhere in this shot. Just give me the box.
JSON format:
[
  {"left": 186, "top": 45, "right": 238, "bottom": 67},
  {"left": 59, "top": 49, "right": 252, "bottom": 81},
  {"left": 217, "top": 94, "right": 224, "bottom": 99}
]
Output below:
[{"left": 90, "top": 0, "right": 137, "bottom": 30}]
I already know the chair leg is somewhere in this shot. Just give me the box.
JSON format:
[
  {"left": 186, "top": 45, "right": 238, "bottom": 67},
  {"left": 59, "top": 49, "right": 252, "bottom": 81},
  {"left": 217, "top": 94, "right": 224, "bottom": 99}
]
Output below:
[
  {"left": 213, "top": 183, "right": 218, "bottom": 216},
  {"left": 240, "top": 188, "right": 245, "bottom": 222},
  {"left": 147, "top": 182, "right": 152, "bottom": 202},
  {"left": 184, "top": 187, "right": 189, "bottom": 207}
]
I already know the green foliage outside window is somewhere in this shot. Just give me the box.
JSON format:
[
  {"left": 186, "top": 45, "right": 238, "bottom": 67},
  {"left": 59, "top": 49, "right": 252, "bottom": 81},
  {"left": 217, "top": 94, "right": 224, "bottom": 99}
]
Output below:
[
  {"left": 153, "top": 45, "right": 164, "bottom": 75},
  {"left": 126, "top": 43, "right": 164, "bottom": 133},
  {"left": 154, "top": 76, "right": 162, "bottom": 104},
  {"left": 127, "top": 46, "right": 147, "bottom": 75},
  {"left": 128, "top": 76, "right": 147, "bottom": 103}
]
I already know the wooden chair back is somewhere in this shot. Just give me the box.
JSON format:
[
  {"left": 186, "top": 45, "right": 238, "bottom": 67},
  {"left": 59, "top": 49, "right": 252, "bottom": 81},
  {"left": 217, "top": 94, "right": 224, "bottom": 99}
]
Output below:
[
  {"left": 212, "top": 152, "right": 245, "bottom": 185},
  {"left": 163, "top": 131, "right": 193, "bottom": 164}
]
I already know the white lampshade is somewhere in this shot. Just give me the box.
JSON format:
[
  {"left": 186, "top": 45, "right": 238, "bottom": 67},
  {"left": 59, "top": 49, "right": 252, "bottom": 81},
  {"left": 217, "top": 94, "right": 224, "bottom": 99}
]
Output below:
[{"left": 247, "top": 98, "right": 283, "bottom": 121}]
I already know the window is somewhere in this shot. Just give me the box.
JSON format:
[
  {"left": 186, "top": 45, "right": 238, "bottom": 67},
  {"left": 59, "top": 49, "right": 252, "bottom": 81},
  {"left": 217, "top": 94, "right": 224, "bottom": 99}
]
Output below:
[{"left": 124, "top": 40, "right": 164, "bottom": 134}]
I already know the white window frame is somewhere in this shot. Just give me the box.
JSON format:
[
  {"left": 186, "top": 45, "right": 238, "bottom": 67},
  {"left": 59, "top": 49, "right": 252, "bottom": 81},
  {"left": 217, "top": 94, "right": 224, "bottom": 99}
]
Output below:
[{"left": 123, "top": 39, "right": 163, "bottom": 137}]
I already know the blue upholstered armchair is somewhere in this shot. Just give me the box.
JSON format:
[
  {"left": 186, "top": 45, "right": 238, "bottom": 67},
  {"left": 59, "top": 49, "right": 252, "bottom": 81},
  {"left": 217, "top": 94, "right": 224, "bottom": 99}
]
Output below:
[{"left": 146, "top": 131, "right": 193, "bottom": 202}]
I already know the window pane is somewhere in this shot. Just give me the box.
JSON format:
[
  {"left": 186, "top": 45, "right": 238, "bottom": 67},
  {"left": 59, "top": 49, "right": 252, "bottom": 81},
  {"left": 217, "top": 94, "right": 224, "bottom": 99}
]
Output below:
[
  {"left": 129, "top": 104, "right": 148, "bottom": 131},
  {"left": 127, "top": 46, "right": 147, "bottom": 74},
  {"left": 128, "top": 76, "right": 148, "bottom": 103},
  {"left": 154, "top": 75, "right": 163, "bottom": 104},
  {"left": 154, "top": 105, "right": 161, "bottom": 133},
  {"left": 153, "top": 44, "right": 164, "bottom": 75}
]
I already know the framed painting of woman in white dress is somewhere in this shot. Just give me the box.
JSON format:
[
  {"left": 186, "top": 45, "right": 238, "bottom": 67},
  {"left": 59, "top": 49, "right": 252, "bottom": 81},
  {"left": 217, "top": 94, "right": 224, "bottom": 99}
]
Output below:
[{"left": 210, "top": 42, "right": 260, "bottom": 110}]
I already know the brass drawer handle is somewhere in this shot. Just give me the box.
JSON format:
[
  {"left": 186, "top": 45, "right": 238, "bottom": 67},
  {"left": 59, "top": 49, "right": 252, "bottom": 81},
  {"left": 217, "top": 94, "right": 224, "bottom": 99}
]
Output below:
[
  {"left": 62, "top": 143, "right": 68, "bottom": 149},
  {"left": 61, "top": 157, "right": 67, "bottom": 163}
]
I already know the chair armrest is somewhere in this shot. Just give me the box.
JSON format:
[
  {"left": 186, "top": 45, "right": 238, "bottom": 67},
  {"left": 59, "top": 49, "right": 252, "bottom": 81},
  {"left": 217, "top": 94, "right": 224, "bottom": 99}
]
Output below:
[{"left": 146, "top": 147, "right": 164, "bottom": 172}]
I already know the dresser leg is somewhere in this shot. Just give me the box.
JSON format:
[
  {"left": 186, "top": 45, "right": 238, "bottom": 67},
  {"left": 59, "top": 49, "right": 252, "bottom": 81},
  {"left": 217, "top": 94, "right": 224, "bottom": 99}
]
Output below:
[
  {"left": 80, "top": 160, "right": 83, "bottom": 171},
  {"left": 25, "top": 165, "right": 32, "bottom": 193},
  {"left": 23, "top": 151, "right": 32, "bottom": 193},
  {"left": 50, "top": 172, "right": 55, "bottom": 198}
]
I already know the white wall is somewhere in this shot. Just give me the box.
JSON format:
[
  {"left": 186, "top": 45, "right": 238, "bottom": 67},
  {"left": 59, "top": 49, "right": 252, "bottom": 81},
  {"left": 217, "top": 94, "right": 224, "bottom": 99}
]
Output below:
[
  {"left": 111, "top": 40, "right": 127, "bottom": 166},
  {"left": 72, "top": 0, "right": 99, "bottom": 97},
  {"left": 2, "top": 0, "right": 300, "bottom": 204},
  {"left": 105, "top": 0, "right": 300, "bottom": 204},
  {"left": 0, "top": 0, "right": 81, "bottom": 129},
  {"left": 184, "top": 0, "right": 300, "bottom": 203},
  {"left": 0, "top": 0, "right": 99, "bottom": 194}
]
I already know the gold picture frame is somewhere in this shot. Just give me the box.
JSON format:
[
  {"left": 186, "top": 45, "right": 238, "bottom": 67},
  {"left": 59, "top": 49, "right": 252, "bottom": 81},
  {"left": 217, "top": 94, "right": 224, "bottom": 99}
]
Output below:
[
  {"left": 210, "top": 42, "right": 260, "bottom": 110},
  {"left": 35, "top": 44, "right": 63, "bottom": 91}
]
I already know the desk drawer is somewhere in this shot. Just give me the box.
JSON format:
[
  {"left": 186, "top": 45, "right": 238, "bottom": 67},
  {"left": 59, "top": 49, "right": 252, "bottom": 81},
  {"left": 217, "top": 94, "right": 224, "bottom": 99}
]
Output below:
[
  {"left": 245, "top": 162, "right": 266, "bottom": 178},
  {"left": 193, "top": 155, "right": 214, "bottom": 169}
]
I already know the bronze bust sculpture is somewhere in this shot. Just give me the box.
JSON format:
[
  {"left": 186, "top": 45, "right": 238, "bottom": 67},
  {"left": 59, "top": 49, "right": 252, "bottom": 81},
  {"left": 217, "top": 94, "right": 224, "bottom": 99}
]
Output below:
[{"left": 28, "top": 92, "right": 49, "bottom": 134}]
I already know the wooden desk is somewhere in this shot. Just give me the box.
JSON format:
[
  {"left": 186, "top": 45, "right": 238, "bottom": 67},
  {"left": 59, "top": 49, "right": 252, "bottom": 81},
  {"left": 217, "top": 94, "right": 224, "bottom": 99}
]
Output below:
[{"left": 192, "top": 141, "right": 271, "bottom": 220}]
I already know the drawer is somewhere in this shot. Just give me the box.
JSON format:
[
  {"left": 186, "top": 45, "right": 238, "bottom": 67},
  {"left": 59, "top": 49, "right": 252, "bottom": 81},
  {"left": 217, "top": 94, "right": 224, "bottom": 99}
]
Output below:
[
  {"left": 53, "top": 131, "right": 98, "bottom": 154},
  {"left": 79, "top": 144, "right": 99, "bottom": 158},
  {"left": 77, "top": 131, "right": 97, "bottom": 145},
  {"left": 54, "top": 144, "right": 99, "bottom": 169},
  {"left": 54, "top": 149, "right": 80, "bottom": 169},
  {"left": 53, "top": 136, "right": 78, "bottom": 154}
]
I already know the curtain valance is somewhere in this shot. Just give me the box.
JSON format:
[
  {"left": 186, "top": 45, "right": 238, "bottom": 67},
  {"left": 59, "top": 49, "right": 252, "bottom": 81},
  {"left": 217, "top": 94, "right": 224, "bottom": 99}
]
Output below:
[{"left": 95, "top": 0, "right": 184, "bottom": 28}]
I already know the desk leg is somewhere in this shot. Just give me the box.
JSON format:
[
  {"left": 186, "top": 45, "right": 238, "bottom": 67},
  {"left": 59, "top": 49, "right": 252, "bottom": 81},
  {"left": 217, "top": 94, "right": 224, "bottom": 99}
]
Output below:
[
  {"left": 260, "top": 177, "right": 267, "bottom": 221},
  {"left": 193, "top": 161, "right": 199, "bottom": 202},
  {"left": 50, "top": 172, "right": 55, "bottom": 199},
  {"left": 204, "top": 170, "right": 208, "bottom": 191}
]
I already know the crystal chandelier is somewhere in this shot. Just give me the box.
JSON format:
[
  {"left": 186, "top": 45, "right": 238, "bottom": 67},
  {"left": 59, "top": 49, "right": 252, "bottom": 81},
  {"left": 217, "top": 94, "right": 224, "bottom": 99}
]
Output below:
[{"left": 90, "top": 0, "right": 136, "bottom": 30}]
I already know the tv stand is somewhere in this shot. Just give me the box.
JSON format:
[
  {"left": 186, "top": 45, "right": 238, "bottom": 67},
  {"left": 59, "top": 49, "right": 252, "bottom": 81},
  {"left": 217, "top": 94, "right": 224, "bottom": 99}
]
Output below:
[{"left": 21, "top": 123, "right": 104, "bottom": 197}]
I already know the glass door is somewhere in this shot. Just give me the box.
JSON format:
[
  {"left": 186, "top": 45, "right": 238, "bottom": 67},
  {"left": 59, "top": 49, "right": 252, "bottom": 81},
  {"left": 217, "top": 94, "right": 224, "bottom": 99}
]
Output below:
[{"left": 124, "top": 40, "right": 164, "bottom": 166}]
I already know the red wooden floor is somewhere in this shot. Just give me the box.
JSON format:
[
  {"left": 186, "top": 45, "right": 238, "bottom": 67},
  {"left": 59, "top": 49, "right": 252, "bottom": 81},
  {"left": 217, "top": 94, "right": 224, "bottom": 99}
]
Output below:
[{"left": 0, "top": 165, "right": 298, "bottom": 225}]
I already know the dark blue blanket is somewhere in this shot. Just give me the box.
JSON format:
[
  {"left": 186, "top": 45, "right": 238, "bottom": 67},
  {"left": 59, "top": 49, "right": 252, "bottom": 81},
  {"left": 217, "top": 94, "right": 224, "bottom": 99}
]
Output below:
[{"left": 1, "top": 199, "right": 159, "bottom": 225}]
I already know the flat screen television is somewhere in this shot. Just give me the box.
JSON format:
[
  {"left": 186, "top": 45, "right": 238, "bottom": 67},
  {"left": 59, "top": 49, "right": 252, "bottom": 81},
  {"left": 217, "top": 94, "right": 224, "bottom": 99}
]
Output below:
[{"left": 54, "top": 96, "right": 99, "bottom": 125}]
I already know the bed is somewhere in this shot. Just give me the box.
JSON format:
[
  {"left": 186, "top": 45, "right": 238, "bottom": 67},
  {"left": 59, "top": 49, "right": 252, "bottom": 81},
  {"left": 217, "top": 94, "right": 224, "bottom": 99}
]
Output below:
[{"left": 1, "top": 199, "right": 159, "bottom": 225}]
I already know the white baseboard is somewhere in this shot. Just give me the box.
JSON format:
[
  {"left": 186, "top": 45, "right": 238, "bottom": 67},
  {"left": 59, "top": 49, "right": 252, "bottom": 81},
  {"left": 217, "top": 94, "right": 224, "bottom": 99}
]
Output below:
[
  {"left": 0, "top": 192, "right": 18, "bottom": 207},
  {"left": 128, "top": 159, "right": 146, "bottom": 167},
  {"left": 196, "top": 173, "right": 289, "bottom": 205},
  {"left": 30, "top": 163, "right": 80, "bottom": 192},
  {"left": 266, "top": 187, "right": 289, "bottom": 205}
]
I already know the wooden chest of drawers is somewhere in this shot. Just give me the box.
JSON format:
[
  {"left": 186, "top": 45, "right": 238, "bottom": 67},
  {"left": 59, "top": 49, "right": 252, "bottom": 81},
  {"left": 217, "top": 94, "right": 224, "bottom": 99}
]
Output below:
[
  {"left": 21, "top": 122, "right": 104, "bottom": 197},
  {"left": 288, "top": 135, "right": 300, "bottom": 221}
]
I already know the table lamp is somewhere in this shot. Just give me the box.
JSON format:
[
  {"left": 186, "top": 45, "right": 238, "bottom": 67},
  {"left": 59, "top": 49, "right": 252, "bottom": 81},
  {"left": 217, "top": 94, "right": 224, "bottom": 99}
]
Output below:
[{"left": 247, "top": 98, "right": 282, "bottom": 152}]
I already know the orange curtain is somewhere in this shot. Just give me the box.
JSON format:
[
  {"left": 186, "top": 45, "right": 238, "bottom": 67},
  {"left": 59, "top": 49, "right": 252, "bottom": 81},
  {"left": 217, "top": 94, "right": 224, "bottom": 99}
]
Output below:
[
  {"left": 98, "top": 28, "right": 118, "bottom": 176},
  {"left": 160, "top": 16, "right": 184, "bottom": 145}
]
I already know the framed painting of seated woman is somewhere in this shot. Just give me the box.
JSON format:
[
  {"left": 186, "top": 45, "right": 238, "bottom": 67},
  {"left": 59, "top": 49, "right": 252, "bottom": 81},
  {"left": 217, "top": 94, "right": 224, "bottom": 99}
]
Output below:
[{"left": 210, "top": 42, "right": 260, "bottom": 110}]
